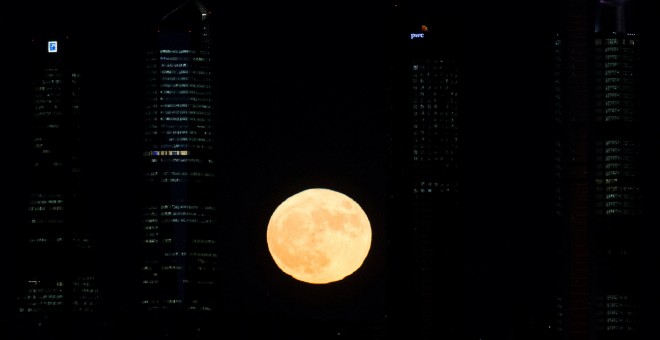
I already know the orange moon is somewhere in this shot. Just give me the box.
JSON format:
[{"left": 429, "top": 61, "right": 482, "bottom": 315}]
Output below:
[{"left": 266, "top": 188, "right": 372, "bottom": 284}]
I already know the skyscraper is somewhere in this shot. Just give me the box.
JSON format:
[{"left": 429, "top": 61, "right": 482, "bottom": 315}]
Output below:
[
  {"left": 386, "top": 3, "right": 461, "bottom": 338},
  {"left": 138, "top": 0, "right": 218, "bottom": 337},
  {"left": 554, "top": 0, "right": 641, "bottom": 338},
  {"left": 16, "top": 35, "right": 99, "bottom": 339}
]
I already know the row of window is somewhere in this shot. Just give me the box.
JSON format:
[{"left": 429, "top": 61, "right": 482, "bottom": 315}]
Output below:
[
  {"left": 413, "top": 136, "right": 458, "bottom": 144},
  {"left": 145, "top": 110, "right": 212, "bottom": 117},
  {"left": 412, "top": 157, "right": 457, "bottom": 164},
  {"left": 596, "top": 209, "right": 639, "bottom": 216},
  {"left": 605, "top": 310, "right": 634, "bottom": 317},
  {"left": 145, "top": 218, "right": 215, "bottom": 223},
  {"left": 30, "top": 193, "right": 62, "bottom": 199},
  {"left": 596, "top": 116, "right": 635, "bottom": 122},
  {"left": 596, "top": 155, "right": 637, "bottom": 162},
  {"left": 28, "top": 205, "right": 64, "bottom": 211},
  {"left": 597, "top": 93, "right": 635, "bottom": 100},
  {"left": 605, "top": 325, "right": 636, "bottom": 331},
  {"left": 146, "top": 150, "right": 189, "bottom": 156},
  {"left": 29, "top": 219, "right": 64, "bottom": 224},
  {"left": 595, "top": 69, "right": 635, "bottom": 77},
  {"left": 598, "top": 140, "right": 637, "bottom": 147},
  {"left": 28, "top": 238, "right": 65, "bottom": 243},
  {"left": 33, "top": 97, "right": 61, "bottom": 104},
  {"left": 606, "top": 302, "right": 631, "bottom": 309},
  {"left": 411, "top": 83, "right": 456, "bottom": 90},
  {"left": 148, "top": 65, "right": 210, "bottom": 73},
  {"left": 604, "top": 317, "right": 635, "bottom": 324},
  {"left": 148, "top": 157, "right": 203, "bottom": 164},
  {"left": 412, "top": 132, "right": 458, "bottom": 139},
  {"left": 41, "top": 69, "right": 63, "bottom": 77},
  {"left": 598, "top": 85, "right": 635, "bottom": 92},
  {"left": 594, "top": 38, "right": 636, "bottom": 46},
  {"left": 157, "top": 49, "right": 209, "bottom": 55},
  {"left": 159, "top": 56, "right": 210, "bottom": 62},
  {"left": 594, "top": 55, "right": 636, "bottom": 63},
  {"left": 164, "top": 252, "right": 217, "bottom": 258},
  {"left": 144, "top": 143, "right": 213, "bottom": 150},
  {"left": 163, "top": 137, "right": 214, "bottom": 143},
  {"left": 192, "top": 239, "right": 216, "bottom": 244},
  {"left": 143, "top": 210, "right": 212, "bottom": 218},
  {"left": 155, "top": 96, "right": 212, "bottom": 103},
  {"left": 595, "top": 100, "right": 635, "bottom": 109},
  {"left": 29, "top": 199, "right": 63, "bottom": 205},
  {"left": 596, "top": 77, "right": 636, "bottom": 84},
  {"left": 146, "top": 117, "right": 211, "bottom": 123},
  {"left": 157, "top": 49, "right": 194, "bottom": 54},
  {"left": 141, "top": 233, "right": 216, "bottom": 243},
  {"left": 146, "top": 69, "right": 211, "bottom": 76},
  {"left": 412, "top": 75, "right": 458, "bottom": 82},
  {"left": 594, "top": 178, "right": 635, "bottom": 185},
  {"left": 597, "top": 193, "right": 637, "bottom": 200},
  {"left": 411, "top": 64, "right": 450, "bottom": 71},
  {"left": 595, "top": 108, "right": 635, "bottom": 116},
  {"left": 160, "top": 83, "right": 211, "bottom": 89},
  {"left": 33, "top": 111, "right": 64, "bottom": 117},
  {"left": 595, "top": 170, "right": 637, "bottom": 177},
  {"left": 143, "top": 206, "right": 213, "bottom": 214},
  {"left": 21, "top": 294, "right": 63, "bottom": 300},
  {"left": 144, "top": 236, "right": 216, "bottom": 244},
  {"left": 146, "top": 103, "right": 211, "bottom": 109},
  {"left": 147, "top": 123, "right": 211, "bottom": 131},
  {"left": 595, "top": 201, "right": 638, "bottom": 208},
  {"left": 157, "top": 89, "right": 212, "bottom": 96},
  {"left": 145, "top": 113, "right": 212, "bottom": 120},
  {"left": 157, "top": 76, "right": 207, "bottom": 82},
  {"left": 35, "top": 79, "right": 63, "bottom": 85},
  {"left": 144, "top": 213, "right": 215, "bottom": 222},
  {"left": 594, "top": 185, "right": 639, "bottom": 193}
]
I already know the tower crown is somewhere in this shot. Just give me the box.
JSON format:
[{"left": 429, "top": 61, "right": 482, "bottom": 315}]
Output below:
[{"left": 159, "top": 0, "right": 210, "bottom": 32}]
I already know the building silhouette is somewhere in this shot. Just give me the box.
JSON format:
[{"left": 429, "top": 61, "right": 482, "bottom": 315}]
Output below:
[
  {"left": 15, "top": 34, "right": 99, "bottom": 339},
  {"left": 554, "top": 0, "right": 641, "bottom": 338},
  {"left": 385, "top": 3, "right": 461, "bottom": 338},
  {"left": 138, "top": 0, "right": 219, "bottom": 337}
]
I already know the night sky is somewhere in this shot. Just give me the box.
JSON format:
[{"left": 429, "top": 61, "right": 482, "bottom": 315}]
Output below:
[{"left": 3, "top": 0, "right": 660, "bottom": 338}]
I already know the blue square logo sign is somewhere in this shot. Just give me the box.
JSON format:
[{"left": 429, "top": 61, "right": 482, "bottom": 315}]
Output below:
[{"left": 48, "top": 41, "right": 57, "bottom": 53}]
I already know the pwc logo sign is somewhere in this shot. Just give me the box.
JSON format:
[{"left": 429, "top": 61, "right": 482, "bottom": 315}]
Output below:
[{"left": 410, "top": 25, "right": 429, "bottom": 40}]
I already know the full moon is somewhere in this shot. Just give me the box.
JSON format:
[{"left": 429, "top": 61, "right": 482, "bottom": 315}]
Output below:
[{"left": 266, "top": 188, "right": 372, "bottom": 284}]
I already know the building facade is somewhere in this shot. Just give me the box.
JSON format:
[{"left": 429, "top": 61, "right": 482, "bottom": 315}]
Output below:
[
  {"left": 386, "top": 4, "right": 461, "bottom": 338},
  {"left": 16, "top": 35, "right": 98, "bottom": 339},
  {"left": 554, "top": 0, "right": 641, "bottom": 338},
  {"left": 138, "top": 1, "right": 218, "bottom": 336}
]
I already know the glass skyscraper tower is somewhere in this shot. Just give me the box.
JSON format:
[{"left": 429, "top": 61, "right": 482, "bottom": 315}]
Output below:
[
  {"left": 16, "top": 35, "right": 98, "bottom": 339},
  {"left": 139, "top": 1, "right": 218, "bottom": 332},
  {"left": 554, "top": 0, "right": 641, "bottom": 338},
  {"left": 386, "top": 3, "right": 461, "bottom": 338}
]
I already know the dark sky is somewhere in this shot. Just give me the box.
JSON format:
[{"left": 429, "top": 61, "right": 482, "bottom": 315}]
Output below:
[
  {"left": 2, "top": 0, "right": 399, "bottom": 330},
  {"left": 3, "top": 0, "right": 660, "bottom": 338}
]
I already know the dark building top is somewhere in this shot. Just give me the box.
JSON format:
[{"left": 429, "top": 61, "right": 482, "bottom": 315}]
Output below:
[{"left": 158, "top": 0, "right": 210, "bottom": 33}]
